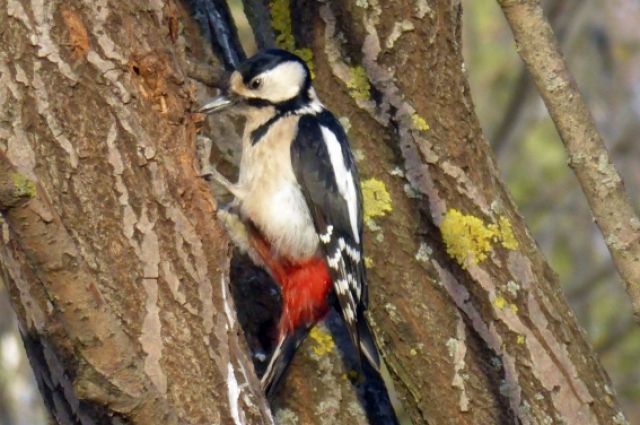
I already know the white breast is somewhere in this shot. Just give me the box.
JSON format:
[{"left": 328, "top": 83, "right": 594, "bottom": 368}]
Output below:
[{"left": 237, "top": 114, "right": 319, "bottom": 260}]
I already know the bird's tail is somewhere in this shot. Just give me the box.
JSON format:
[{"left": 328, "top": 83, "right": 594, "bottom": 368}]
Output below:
[
  {"left": 357, "top": 308, "right": 381, "bottom": 372},
  {"left": 356, "top": 311, "right": 405, "bottom": 425},
  {"left": 260, "top": 325, "right": 311, "bottom": 400}
]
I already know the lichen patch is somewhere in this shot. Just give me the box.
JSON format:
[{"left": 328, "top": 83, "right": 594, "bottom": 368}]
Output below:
[
  {"left": 440, "top": 209, "right": 519, "bottom": 268},
  {"left": 361, "top": 178, "right": 393, "bottom": 221},
  {"left": 309, "top": 326, "right": 335, "bottom": 356},
  {"left": 411, "top": 113, "right": 430, "bottom": 131},
  {"left": 10, "top": 172, "right": 36, "bottom": 198},
  {"left": 269, "top": 0, "right": 315, "bottom": 77},
  {"left": 347, "top": 66, "right": 371, "bottom": 101}
]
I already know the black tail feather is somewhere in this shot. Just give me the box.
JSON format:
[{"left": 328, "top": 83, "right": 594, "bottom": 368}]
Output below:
[
  {"left": 325, "top": 311, "right": 401, "bottom": 425},
  {"left": 361, "top": 360, "right": 402, "bottom": 425},
  {"left": 260, "top": 325, "right": 311, "bottom": 400},
  {"left": 357, "top": 308, "right": 381, "bottom": 372}
]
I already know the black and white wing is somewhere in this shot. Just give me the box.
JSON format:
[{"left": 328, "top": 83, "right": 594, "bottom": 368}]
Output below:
[{"left": 291, "top": 110, "right": 379, "bottom": 370}]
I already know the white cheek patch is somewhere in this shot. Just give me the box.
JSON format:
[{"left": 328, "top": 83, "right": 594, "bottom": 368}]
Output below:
[{"left": 254, "top": 61, "right": 307, "bottom": 103}]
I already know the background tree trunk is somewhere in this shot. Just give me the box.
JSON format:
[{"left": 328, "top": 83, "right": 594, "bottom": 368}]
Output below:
[{"left": 0, "top": 0, "right": 627, "bottom": 424}]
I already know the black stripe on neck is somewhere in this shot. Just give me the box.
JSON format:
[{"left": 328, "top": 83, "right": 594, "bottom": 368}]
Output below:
[
  {"left": 250, "top": 113, "right": 285, "bottom": 145},
  {"left": 248, "top": 87, "right": 319, "bottom": 145}
]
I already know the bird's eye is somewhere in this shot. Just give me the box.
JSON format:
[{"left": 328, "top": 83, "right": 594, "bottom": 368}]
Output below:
[{"left": 249, "top": 78, "right": 263, "bottom": 90}]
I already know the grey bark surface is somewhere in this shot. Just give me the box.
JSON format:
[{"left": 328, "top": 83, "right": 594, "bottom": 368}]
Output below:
[{"left": 0, "top": 0, "right": 628, "bottom": 424}]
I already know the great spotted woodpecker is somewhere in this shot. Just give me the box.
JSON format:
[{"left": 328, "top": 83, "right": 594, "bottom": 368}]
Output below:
[{"left": 199, "top": 49, "right": 381, "bottom": 397}]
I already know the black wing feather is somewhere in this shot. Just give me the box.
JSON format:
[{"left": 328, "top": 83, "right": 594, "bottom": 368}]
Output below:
[{"left": 291, "top": 110, "right": 378, "bottom": 370}]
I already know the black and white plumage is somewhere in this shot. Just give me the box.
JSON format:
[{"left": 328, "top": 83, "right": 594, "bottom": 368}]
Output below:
[
  {"left": 291, "top": 110, "right": 380, "bottom": 370},
  {"left": 199, "top": 49, "right": 381, "bottom": 396}
]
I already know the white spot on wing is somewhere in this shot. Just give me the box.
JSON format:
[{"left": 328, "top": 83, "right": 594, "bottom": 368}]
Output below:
[
  {"left": 335, "top": 278, "right": 349, "bottom": 294},
  {"left": 343, "top": 304, "right": 355, "bottom": 323},
  {"left": 326, "top": 240, "right": 362, "bottom": 305},
  {"left": 321, "top": 126, "right": 360, "bottom": 243},
  {"left": 319, "top": 225, "right": 334, "bottom": 243},
  {"left": 346, "top": 272, "right": 361, "bottom": 299},
  {"left": 338, "top": 237, "right": 361, "bottom": 261},
  {"left": 327, "top": 247, "right": 342, "bottom": 269}
]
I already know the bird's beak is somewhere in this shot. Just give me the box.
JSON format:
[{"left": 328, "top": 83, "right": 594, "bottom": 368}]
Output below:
[{"left": 198, "top": 94, "right": 236, "bottom": 114}]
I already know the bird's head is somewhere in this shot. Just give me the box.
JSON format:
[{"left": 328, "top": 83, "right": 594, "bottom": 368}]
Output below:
[{"left": 199, "top": 49, "right": 313, "bottom": 114}]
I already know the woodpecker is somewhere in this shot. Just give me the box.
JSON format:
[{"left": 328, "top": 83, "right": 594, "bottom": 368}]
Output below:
[{"left": 199, "top": 49, "right": 382, "bottom": 397}]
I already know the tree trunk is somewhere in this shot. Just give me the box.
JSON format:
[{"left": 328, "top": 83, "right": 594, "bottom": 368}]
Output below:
[
  {"left": 0, "top": 1, "right": 271, "bottom": 423},
  {"left": 0, "top": 0, "right": 626, "bottom": 425}
]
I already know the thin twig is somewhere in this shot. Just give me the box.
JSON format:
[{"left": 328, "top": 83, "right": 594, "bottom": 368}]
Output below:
[
  {"left": 497, "top": 0, "right": 640, "bottom": 319},
  {"left": 490, "top": 69, "right": 534, "bottom": 154},
  {"left": 492, "top": 0, "right": 585, "bottom": 154}
]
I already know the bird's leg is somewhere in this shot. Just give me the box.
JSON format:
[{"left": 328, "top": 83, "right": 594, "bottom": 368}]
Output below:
[
  {"left": 217, "top": 208, "right": 267, "bottom": 270},
  {"left": 201, "top": 165, "right": 247, "bottom": 199},
  {"left": 217, "top": 208, "right": 251, "bottom": 250},
  {"left": 196, "top": 135, "right": 246, "bottom": 200}
]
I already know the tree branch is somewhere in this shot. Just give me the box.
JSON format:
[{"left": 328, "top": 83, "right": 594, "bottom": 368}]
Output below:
[
  {"left": 241, "top": 0, "right": 276, "bottom": 50},
  {"left": 491, "top": 0, "right": 586, "bottom": 155},
  {"left": 497, "top": 0, "right": 640, "bottom": 320},
  {"left": 0, "top": 155, "right": 175, "bottom": 423},
  {"left": 184, "top": 0, "right": 246, "bottom": 70}
]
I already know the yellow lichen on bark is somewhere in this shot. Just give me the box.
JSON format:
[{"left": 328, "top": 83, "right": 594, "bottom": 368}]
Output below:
[
  {"left": 493, "top": 296, "right": 507, "bottom": 309},
  {"left": 493, "top": 295, "right": 518, "bottom": 313},
  {"left": 364, "top": 256, "right": 374, "bottom": 268},
  {"left": 309, "top": 326, "right": 335, "bottom": 356},
  {"left": 440, "top": 209, "right": 519, "bottom": 268},
  {"left": 347, "top": 66, "right": 371, "bottom": 101},
  {"left": 10, "top": 172, "right": 36, "bottom": 199},
  {"left": 411, "top": 113, "right": 430, "bottom": 131},
  {"left": 361, "top": 178, "right": 393, "bottom": 221},
  {"left": 497, "top": 216, "right": 518, "bottom": 250},
  {"left": 269, "top": 0, "right": 315, "bottom": 77}
]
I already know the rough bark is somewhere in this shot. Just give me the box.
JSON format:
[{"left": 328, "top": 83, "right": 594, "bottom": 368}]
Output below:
[
  {"left": 0, "top": 0, "right": 272, "bottom": 423},
  {"left": 497, "top": 0, "right": 640, "bottom": 321},
  {"left": 0, "top": 1, "right": 629, "bottom": 425},
  {"left": 259, "top": 0, "right": 627, "bottom": 424}
]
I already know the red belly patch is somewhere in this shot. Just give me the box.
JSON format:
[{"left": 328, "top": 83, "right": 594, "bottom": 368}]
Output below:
[
  {"left": 276, "top": 258, "right": 332, "bottom": 335},
  {"left": 247, "top": 225, "right": 332, "bottom": 336}
]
